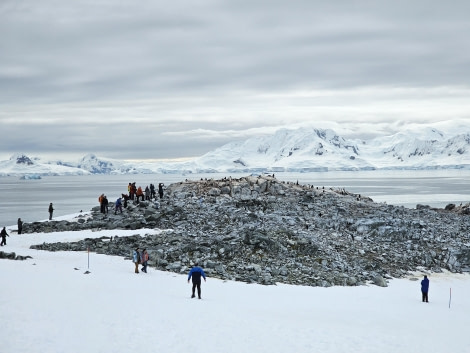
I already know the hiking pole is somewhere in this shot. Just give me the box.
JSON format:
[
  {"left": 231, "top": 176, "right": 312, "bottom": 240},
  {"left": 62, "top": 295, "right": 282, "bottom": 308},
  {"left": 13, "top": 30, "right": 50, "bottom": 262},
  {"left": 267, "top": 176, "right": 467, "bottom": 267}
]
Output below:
[{"left": 449, "top": 287, "right": 452, "bottom": 309}]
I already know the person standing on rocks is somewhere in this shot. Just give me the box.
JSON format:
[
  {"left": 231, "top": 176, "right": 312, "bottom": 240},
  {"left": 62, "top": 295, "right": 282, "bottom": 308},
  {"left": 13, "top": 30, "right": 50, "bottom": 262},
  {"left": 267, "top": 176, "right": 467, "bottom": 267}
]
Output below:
[
  {"left": 48, "top": 203, "right": 54, "bottom": 220},
  {"left": 141, "top": 249, "right": 149, "bottom": 273},
  {"left": 99, "top": 194, "right": 105, "bottom": 214},
  {"left": 115, "top": 197, "right": 123, "bottom": 214},
  {"left": 133, "top": 248, "right": 141, "bottom": 273},
  {"left": 158, "top": 183, "right": 164, "bottom": 199},
  {"left": 136, "top": 186, "right": 144, "bottom": 202},
  {"left": 103, "top": 195, "right": 109, "bottom": 214},
  {"left": 187, "top": 262, "right": 206, "bottom": 299},
  {"left": 122, "top": 194, "right": 129, "bottom": 208},
  {"left": 0, "top": 227, "right": 9, "bottom": 246},
  {"left": 421, "top": 275, "right": 429, "bottom": 302},
  {"left": 17, "top": 218, "right": 23, "bottom": 234}
]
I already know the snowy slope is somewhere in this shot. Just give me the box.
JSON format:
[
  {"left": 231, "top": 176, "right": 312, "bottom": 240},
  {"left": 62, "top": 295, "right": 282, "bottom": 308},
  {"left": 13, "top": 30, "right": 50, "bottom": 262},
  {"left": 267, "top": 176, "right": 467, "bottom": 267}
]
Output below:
[
  {"left": 1, "top": 215, "right": 469, "bottom": 353},
  {"left": 1, "top": 125, "right": 469, "bottom": 175}
]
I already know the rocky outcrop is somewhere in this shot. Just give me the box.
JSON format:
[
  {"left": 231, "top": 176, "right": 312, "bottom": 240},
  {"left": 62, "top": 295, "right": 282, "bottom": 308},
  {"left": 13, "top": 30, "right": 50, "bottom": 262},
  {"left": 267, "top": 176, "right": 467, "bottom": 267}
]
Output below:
[
  {"left": 26, "top": 175, "right": 470, "bottom": 287},
  {"left": 0, "top": 251, "right": 33, "bottom": 261}
]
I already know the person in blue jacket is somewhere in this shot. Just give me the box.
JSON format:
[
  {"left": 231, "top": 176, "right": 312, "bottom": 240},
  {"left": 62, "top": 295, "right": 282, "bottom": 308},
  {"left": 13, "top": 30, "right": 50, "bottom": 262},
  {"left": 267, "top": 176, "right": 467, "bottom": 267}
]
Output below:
[
  {"left": 421, "top": 275, "right": 429, "bottom": 302},
  {"left": 114, "top": 197, "right": 123, "bottom": 214},
  {"left": 187, "top": 263, "right": 206, "bottom": 299},
  {"left": 132, "top": 248, "right": 141, "bottom": 274}
]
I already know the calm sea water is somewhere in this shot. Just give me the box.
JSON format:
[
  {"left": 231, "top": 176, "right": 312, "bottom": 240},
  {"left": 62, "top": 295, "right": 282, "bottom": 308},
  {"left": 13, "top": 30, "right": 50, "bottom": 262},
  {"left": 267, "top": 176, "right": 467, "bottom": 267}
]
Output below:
[{"left": 1, "top": 170, "right": 469, "bottom": 227}]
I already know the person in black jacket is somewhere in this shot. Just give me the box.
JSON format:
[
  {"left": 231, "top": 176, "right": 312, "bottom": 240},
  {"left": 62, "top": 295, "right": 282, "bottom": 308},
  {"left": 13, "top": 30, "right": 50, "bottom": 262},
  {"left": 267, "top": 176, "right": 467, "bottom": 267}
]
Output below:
[
  {"left": 1, "top": 227, "right": 9, "bottom": 246},
  {"left": 103, "top": 196, "right": 109, "bottom": 214},
  {"left": 187, "top": 263, "right": 206, "bottom": 299},
  {"left": 48, "top": 203, "right": 54, "bottom": 220},
  {"left": 17, "top": 218, "right": 23, "bottom": 234}
]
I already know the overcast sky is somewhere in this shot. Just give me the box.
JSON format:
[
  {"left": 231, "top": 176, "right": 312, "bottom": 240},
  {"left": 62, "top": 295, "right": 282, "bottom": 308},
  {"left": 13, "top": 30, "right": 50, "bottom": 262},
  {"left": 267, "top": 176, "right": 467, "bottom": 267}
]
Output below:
[{"left": 1, "top": 0, "right": 470, "bottom": 161}]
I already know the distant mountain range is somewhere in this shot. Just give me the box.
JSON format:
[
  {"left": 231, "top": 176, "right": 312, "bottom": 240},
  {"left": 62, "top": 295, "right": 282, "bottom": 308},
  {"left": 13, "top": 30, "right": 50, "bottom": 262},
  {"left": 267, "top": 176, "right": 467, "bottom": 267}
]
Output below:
[{"left": 1, "top": 126, "right": 469, "bottom": 176}]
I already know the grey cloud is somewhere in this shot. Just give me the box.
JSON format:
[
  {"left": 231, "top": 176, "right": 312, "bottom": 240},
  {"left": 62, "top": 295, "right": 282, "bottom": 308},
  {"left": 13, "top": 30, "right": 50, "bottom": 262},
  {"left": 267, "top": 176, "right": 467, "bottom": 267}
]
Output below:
[
  {"left": 3, "top": 0, "right": 470, "bottom": 104},
  {"left": 0, "top": 118, "right": 238, "bottom": 160},
  {"left": 1, "top": 0, "right": 470, "bottom": 160}
]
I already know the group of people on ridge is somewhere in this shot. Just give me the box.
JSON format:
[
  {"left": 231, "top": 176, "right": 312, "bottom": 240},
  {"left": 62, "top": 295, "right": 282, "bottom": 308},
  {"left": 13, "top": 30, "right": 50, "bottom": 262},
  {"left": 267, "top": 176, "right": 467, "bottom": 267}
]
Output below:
[
  {"left": 97, "top": 181, "right": 165, "bottom": 216},
  {"left": 127, "top": 182, "right": 164, "bottom": 202}
]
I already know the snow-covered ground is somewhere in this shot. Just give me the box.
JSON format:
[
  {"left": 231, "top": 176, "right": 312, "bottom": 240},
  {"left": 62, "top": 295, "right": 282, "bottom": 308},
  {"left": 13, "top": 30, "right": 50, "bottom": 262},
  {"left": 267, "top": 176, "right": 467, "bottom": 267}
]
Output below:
[{"left": 1, "top": 214, "right": 469, "bottom": 353}]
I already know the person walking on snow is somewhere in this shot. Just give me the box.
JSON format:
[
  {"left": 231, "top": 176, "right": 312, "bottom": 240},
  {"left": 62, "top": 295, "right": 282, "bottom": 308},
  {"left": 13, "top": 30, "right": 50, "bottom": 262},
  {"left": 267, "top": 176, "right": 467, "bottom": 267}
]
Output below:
[
  {"left": 133, "top": 248, "right": 141, "bottom": 273},
  {"left": 48, "top": 203, "right": 54, "bottom": 220},
  {"left": 421, "top": 275, "right": 429, "bottom": 302},
  {"left": 141, "top": 249, "right": 149, "bottom": 273},
  {"left": 187, "top": 263, "right": 206, "bottom": 299},
  {"left": 1, "top": 227, "right": 9, "bottom": 246}
]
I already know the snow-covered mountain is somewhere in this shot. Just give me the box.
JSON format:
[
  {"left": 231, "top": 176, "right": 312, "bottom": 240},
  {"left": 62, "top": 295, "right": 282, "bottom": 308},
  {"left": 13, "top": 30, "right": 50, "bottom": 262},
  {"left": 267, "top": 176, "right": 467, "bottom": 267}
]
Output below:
[
  {"left": 0, "top": 153, "right": 92, "bottom": 176},
  {"left": 1, "top": 126, "right": 469, "bottom": 176},
  {"left": 190, "top": 128, "right": 368, "bottom": 173}
]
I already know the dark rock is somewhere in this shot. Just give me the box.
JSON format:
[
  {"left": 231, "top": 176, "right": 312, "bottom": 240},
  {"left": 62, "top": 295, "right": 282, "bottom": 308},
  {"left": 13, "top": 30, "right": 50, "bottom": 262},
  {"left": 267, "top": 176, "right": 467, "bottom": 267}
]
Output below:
[{"left": 0, "top": 251, "right": 32, "bottom": 261}]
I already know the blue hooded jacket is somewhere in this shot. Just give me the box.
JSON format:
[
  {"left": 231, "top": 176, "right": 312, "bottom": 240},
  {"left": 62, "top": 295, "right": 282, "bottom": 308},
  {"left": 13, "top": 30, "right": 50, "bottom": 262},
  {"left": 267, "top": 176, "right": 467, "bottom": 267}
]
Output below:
[
  {"left": 188, "top": 266, "right": 206, "bottom": 283},
  {"left": 421, "top": 276, "right": 429, "bottom": 292}
]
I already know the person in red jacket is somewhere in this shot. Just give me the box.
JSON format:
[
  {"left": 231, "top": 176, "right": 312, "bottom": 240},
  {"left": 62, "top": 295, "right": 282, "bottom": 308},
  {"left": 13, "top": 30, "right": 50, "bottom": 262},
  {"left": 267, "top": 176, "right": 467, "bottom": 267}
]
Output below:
[
  {"left": 130, "top": 183, "right": 137, "bottom": 200},
  {"left": 141, "top": 249, "right": 149, "bottom": 273},
  {"left": 136, "top": 186, "right": 144, "bottom": 202},
  {"left": 99, "top": 194, "right": 105, "bottom": 213}
]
